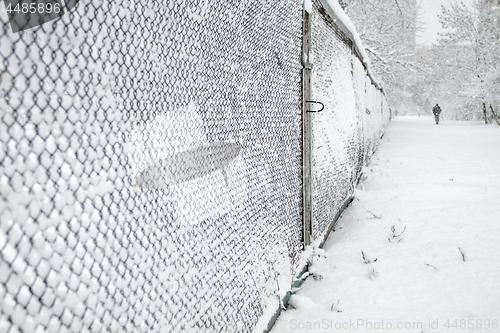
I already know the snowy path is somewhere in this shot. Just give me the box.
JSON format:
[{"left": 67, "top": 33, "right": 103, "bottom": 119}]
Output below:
[{"left": 271, "top": 117, "right": 500, "bottom": 333}]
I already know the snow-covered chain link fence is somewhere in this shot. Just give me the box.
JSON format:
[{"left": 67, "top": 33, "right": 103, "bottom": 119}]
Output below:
[
  {"left": 309, "top": 0, "right": 390, "bottom": 241},
  {"left": 0, "top": 0, "right": 389, "bottom": 332}
]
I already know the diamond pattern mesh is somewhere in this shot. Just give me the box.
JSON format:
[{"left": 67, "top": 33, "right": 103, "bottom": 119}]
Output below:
[{"left": 0, "top": 0, "right": 388, "bottom": 332}]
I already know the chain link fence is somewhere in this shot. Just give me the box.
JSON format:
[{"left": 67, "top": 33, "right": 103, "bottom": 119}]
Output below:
[
  {"left": 0, "top": 0, "right": 388, "bottom": 332},
  {"left": 309, "top": 0, "right": 389, "bottom": 242}
]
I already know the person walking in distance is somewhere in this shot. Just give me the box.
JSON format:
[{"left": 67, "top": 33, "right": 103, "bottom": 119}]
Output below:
[{"left": 432, "top": 104, "right": 441, "bottom": 124}]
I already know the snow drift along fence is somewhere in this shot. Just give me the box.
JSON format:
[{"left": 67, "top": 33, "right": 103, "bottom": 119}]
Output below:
[{"left": 0, "top": 0, "right": 389, "bottom": 332}]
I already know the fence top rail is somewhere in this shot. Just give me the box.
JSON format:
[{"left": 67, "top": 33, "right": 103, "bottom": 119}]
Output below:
[{"left": 311, "top": 0, "right": 384, "bottom": 92}]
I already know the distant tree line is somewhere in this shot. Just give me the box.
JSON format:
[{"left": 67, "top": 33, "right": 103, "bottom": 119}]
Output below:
[
  {"left": 341, "top": 0, "right": 422, "bottom": 116},
  {"left": 343, "top": 0, "right": 499, "bottom": 122},
  {"left": 420, "top": 0, "right": 499, "bottom": 122}
]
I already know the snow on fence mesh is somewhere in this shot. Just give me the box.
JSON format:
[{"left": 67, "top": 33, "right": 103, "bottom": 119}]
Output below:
[
  {"left": 310, "top": 0, "right": 360, "bottom": 241},
  {"left": 309, "top": 0, "right": 389, "bottom": 242},
  {"left": 0, "top": 1, "right": 388, "bottom": 332}
]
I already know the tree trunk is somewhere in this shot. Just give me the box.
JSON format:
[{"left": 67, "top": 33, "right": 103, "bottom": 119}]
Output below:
[
  {"left": 490, "top": 105, "right": 500, "bottom": 125},
  {"left": 483, "top": 103, "right": 487, "bottom": 124}
]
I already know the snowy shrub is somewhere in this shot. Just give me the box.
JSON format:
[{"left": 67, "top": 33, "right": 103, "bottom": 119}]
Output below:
[
  {"left": 361, "top": 250, "right": 378, "bottom": 264},
  {"left": 388, "top": 223, "right": 406, "bottom": 243}
]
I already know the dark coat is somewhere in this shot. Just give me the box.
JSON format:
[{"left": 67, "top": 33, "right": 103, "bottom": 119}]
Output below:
[{"left": 433, "top": 105, "right": 441, "bottom": 115}]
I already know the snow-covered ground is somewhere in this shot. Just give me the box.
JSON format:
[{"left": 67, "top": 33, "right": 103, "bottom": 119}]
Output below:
[{"left": 271, "top": 116, "right": 500, "bottom": 333}]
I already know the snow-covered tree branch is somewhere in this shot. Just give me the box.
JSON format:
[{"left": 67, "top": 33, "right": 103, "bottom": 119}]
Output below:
[
  {"left": 343, "top": 0, "right": 424, "bottom": 114},
  {"left": 418, "top": 0, "right": 500, "bottom": 120}
]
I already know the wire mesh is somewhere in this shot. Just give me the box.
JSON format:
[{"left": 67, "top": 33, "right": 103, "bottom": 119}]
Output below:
[
  {"left": 0, "top": 0, "right": 389, "bottom": 332},
  {"left": 308, "top": 0, "right": 390, "bottom": 242},
  {"left": 310, "top": 0, "right": 359, "bottom": 241},
  {"left": 0, "top": 1, "right": 304, "bottom": 332}
]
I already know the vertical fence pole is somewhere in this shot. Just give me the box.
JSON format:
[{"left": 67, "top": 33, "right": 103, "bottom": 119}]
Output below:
[{"left": 302, "top": 7, "right": 312, "bottom": 247}]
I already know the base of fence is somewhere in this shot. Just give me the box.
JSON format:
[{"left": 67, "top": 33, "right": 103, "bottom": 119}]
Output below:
[
  {"left": 263, "top": 266, "right": 309, "bottom": 333},
  {"left": 318, "top": 196, "right": 354, "bottom": 248},
  {"left": 262, "top": 196, "right": 354, "bottom": 333}
]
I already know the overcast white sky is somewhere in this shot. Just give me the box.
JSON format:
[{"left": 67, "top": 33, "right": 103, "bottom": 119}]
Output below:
[{"left": 416, "top": 0, "right": 474, "bottom": 45}]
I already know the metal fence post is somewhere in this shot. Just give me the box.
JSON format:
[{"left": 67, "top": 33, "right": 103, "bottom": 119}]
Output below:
[{"left": 302, "top": 7, "right": 312, "bottom": 247}]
